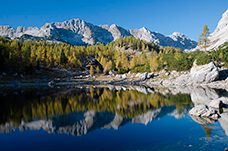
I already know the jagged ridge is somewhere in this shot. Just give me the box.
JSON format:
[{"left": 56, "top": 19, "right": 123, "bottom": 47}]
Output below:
[{"left": 0, "top": 18, "right": 197, "bottom": 50}]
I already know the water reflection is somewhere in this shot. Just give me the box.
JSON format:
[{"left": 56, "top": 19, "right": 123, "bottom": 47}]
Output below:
[{"left": 0, "top": 85, "right": 193, "bottom": 136}]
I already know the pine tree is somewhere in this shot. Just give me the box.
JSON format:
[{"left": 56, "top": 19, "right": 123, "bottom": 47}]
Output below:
[
  {"left": 198, "top": 25, "right": 210, "bottom": 51},
  {"left": 60, "top": 49, "right": 68, "bottom": 66}
]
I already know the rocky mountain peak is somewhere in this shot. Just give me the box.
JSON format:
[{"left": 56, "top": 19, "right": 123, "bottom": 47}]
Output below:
[
  {"left": 206, "top": 9, "right": 228, "bottom": 50},
  {"left": 0, "top": 18, "right": 197, "bottom": 50},
  {"left": 222, "top": 9, "right": 228, "bottom": 18}
]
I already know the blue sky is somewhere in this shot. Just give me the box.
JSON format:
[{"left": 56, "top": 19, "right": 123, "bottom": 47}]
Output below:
[{"left": 0, "top": 0, "right": 228, "bottom": 41}]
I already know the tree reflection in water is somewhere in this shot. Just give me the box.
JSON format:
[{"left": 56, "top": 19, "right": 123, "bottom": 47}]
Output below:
[{"left": 0, "top": 86, "right": 193, "bottom": 135}]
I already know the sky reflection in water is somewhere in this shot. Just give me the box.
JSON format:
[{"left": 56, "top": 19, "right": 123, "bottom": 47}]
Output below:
[{"left": 0, "top": 86, "right": 228, "bottom": 151}]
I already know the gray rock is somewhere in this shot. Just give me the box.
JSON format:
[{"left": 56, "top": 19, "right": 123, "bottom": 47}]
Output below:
[
  {"left": 147, "top": 88, "right": 154, "bottom": 93},
  {"left": 225, "top": 77, "right": 228, "bottom": 82},
  {"left": 190, "top": 60, "right": 219, "bottom": 83},
  {"left": 109, "top": 71, "right": 116, "bottom": 75},
  {"left": 135, "top": 73, "right": 141, "bottom": 77},
  {"left": 189, "top": 104, "right": 220, "bottom": 119},
  {"left": 122, "top": 74, "right": 127, "bottom": 78},
  {"left": 139, "top": 72, "right": 148, "bottom": 81},
  {"left": 147, "top": 72, "right": 154, "bottom": 79},
  {"left": 175, "top": 74, "right": 191, "bottom": 85},
  {"left": 170, "top": 70, "right": 179, "bottom": 77},
  {"left": 208, "top": 100, "right": 223, "bottom": 109},
  {"left": 115, "top": 75, "right": 122, "bottom": 79},
  {"left": 164, "top": 72, "right": 170, "bottom": 76}
]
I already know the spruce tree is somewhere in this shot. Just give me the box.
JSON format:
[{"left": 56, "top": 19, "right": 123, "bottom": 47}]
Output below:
[{"left": 60, "top": 49, "right": 68, "bottom": 66}]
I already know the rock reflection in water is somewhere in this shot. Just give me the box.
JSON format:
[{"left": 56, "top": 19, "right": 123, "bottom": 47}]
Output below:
[
  {"left": 180, "top": 86, "right": 228, "bottom": 137},
  {"left": 0, "top": 85, "right": 193, "bottom": 136}
]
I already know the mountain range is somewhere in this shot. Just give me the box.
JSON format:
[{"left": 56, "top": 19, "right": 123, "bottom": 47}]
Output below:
[
  {"left": 1, "top": 9, "right": 228, "bottom": 51},
  {"left": 0, "top": 19, "right": 197, "bottom": 51}
]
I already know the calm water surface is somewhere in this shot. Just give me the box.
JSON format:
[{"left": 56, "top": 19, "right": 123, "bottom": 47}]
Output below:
[{"left": 0, "top": 86, "right": 228, "bottom": 151}]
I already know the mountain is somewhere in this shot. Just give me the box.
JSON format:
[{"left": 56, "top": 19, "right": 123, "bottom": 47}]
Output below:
[
  {"left": 193, "top": 9, "right": 228, "bottom": 51},
  {"left": 0, "top": 19, "right": 197, "bottom": 50},
  {"left": 0, "top": 106, "right": 189, "bottom": 136},
  {"left": 208, "top": 9, "right": 228, "bottom": 50}
]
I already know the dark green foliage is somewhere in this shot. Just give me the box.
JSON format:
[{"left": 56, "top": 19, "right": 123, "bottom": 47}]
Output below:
[
  {"left": 1, "top": 35, "right": 228, "bottom": 75},
  {"left": 110, "top": 61, "right": 117, "bottom": 71},
  {"left": 116, "top": 68, "right": 129, "bottom": 74},
  {"left": 170, "top": 56, "right": 192, "bottom": 71},
  {"left": 60, "top": 49, "right": 68, "bottom": 65},
  {"left": 196, "top": 53, "right": 211, "bottom": 65},
  {"left": 131, "top": 63, "right": 151, "bottom": 73},
  {"left": 115, "top": 36, "right": 160, "bottom": 52},
  {"left": 211, "top": 42, "right": 228, "bottom": 67}
]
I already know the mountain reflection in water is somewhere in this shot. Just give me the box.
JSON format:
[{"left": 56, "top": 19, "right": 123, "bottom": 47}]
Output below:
[{"left": 0, "top": 86, "right": 192, "bottom": 136}]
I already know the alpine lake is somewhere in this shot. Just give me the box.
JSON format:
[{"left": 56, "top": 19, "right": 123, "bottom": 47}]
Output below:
[{"left": 0, "top": 85, "right": 228, "bottom": 151}]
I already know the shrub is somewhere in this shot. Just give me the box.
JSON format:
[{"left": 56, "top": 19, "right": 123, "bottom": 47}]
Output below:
[{"left": 196, "top": 53, "right": 211, "bottom": 65}]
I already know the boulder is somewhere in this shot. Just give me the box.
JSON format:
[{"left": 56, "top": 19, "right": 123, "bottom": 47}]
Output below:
[
  {"left": 190, "top": 60, "right": 219, "bottom": 83},
  {"left": 189, "top": 104, "right": 220, "bottom": 119},
  {"left": 147, "top": 72, "right": 154, "bottom": 79},
  {"left": 135, "top": 73, "right": 141, "bottom": 77},
  {"left": 122, "top": 74, "right": 127, "bottom": 78},
  {"left": 164, "top": 72, "right": 170, "bottom": 76},
  {"left": 115, "top": 75, "right": 122, "bottom": 79},
  {"left": 171, "top": 70, "right": 179, "bottom": 77},
  {"left": 139, "top": 72, "right": 148, "bottom": 81},
  {"left": 208, "top": 100, "right": 223, "bottom": 109},
  {"left": 109, "top": 71, "right": 116, "bottom": 75},
  {"left": 209, "top": 97, "right": 228, "bottom": 108},
  {"left": 175, "top": 74, "right": 192, "bottom": 85}
]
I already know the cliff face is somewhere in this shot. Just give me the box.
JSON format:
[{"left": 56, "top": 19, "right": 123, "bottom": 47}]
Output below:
[
  {"left": 208, "top": 9, "right": 228, "bottom": 50},
  {"left": 0, "top": 19, "right": 197, "bottom": 50}
]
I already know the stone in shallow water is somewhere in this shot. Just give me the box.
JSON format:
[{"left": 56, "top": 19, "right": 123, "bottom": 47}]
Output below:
[{"left": 189, "top": 104, "right": 220, "bottom": 119}]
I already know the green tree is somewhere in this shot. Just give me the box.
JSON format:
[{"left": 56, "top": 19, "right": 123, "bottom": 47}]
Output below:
[
  {"left": 60, "top": 49, "right": 68, "bottom": 66},
  {"left": 150, "top": 56, "right": 158, "bottom": 72},
  {"left": 130, "top": 55, "right": 138, "bottom": 69},
  {"left": 198, "top": 25, "right": 210, "bottom": 51}
]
